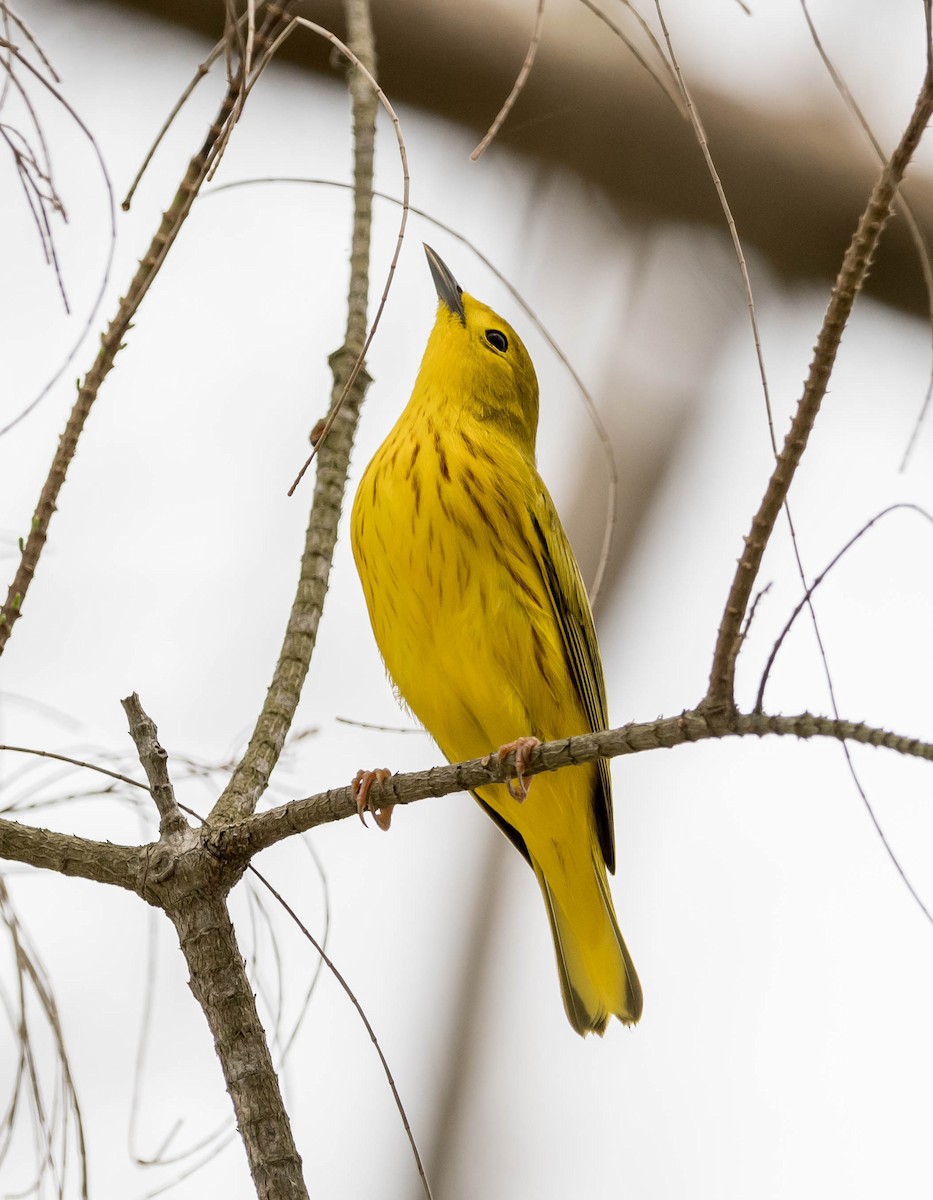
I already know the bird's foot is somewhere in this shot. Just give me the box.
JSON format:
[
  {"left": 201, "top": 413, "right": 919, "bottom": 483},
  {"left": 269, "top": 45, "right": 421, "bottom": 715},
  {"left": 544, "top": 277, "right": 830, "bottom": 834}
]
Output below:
[
  {"left": 351, "top": 767, "right": 393, "bottom": 831},
  {"left": 495, "top": 736, "right": 541, "bottom": 801}
]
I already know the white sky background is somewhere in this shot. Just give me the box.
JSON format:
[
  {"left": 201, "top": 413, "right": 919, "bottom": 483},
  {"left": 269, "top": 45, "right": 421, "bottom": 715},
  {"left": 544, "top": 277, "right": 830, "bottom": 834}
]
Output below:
[{"left": 2, "top": 1, "right": 933, "bottom": 1198}]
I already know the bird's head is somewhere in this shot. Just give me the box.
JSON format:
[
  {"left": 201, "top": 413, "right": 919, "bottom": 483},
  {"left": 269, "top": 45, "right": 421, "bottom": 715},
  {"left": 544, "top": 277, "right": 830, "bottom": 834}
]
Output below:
[{"left": 418, "top": 244, "right": 540, "bottom": 454}]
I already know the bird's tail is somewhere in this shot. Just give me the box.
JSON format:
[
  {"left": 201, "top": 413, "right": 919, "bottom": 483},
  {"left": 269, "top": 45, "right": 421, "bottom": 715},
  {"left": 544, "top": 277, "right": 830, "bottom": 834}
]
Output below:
[{"left": 533, "top": 856, "right": 642, "bottom": 1036}]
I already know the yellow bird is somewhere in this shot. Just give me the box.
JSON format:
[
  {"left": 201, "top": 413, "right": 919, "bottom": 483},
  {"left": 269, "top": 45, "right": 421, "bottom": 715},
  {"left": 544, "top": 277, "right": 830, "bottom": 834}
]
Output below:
[{"left": 350, "top": 246, "right": 642, "bottom": 1035}]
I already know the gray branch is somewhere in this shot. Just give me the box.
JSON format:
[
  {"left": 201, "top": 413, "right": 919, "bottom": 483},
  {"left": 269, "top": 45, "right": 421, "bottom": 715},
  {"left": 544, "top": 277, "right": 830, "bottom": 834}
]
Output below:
[
  {"left": 206, "top": 709, "right": 933, "bottom": 863},
  {"left": 0, "top": 817, "right": 143, "bottom": 891},
  {"left": 121, "top": 692, "right": 189, "bottom": 840},
  {"left": 210, "top": 0, "right": 379, "bottom": 826},
  {"left": 164, "top": 879, "right": 306, "bottom": 1198}
]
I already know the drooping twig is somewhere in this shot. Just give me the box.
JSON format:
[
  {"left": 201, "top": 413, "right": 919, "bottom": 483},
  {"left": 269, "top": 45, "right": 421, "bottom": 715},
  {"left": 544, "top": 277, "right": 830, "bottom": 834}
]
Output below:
[
  {"left": 280, "top": 17, "right": 409, "bottom": 496},
  {"left": 471, "top": 0, "right": 546, "bottom": 161},
  {"left": 0, "top": 27, "right": 116, "bottom": 437},
  {"left": 249, "top": 865, "right": 435, "bottom": 1200},
  {"left": 0, "top": 743, "right": 145, "bottom": 791},
  {"left": 755, "top": 503, "right": 933, "bottom": 712},
  {"left": 0, "top": 880, "right": 89, "bottom": 1199},
  {"left": 576, "top": 0, "right": 684, "bottom": 116}
]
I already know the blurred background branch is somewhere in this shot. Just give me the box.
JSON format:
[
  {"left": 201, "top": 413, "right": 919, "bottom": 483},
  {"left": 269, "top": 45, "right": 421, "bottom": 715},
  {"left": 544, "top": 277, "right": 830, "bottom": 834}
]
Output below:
[{"left": 115, "top": 0, "right": 933, "bottom": 319}]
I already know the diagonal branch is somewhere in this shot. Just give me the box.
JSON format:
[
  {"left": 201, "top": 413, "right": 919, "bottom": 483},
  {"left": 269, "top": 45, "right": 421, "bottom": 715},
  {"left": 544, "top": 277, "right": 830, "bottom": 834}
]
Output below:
[
  {"left": 210, "top": 0, "right": 379, "bottom": 825},
  {"left": 206, "top": 708, "right": 933, "bottom": 864},
  {"left": 705, "top": 60, "right": 933, "bottom": 712},
  {"left": 0, "top": 2, "right": 297, "bottom": 655}
]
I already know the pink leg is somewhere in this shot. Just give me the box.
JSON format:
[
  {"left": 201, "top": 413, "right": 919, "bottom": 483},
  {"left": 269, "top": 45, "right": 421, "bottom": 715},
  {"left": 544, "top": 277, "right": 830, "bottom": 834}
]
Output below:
[
  {"left": 495, "top": 736, "right": 541, "bottom": 801},
  {"left": 351, "top": 767, "right": 394, "bottom": 831}
]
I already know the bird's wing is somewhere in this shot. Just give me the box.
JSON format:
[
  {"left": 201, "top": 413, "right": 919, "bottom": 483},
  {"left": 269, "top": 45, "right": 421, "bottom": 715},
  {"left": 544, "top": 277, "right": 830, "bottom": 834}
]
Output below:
[{"left": 529, "top": 489, "right": 616, "bottom": 874}]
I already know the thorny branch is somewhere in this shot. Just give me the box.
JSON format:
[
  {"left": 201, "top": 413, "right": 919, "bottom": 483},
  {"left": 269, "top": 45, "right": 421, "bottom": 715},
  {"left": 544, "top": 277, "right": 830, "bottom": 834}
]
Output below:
[
  {"left": 3, "top": 708, "right": 931, "bottom": 891},
  {"left": 207, "top": 708, "right": 933, "bottom": 862},
  {"left": 705, "top": 54, "right": 933, "bottom": 712},
  {"left": 0, "top": 1, "right": 299, "bottom": 655},
  {"left": 121, "top": 692, "right": 188, "bottom": 840},
  {"left": 211, "top": 0, "right": 380, "bottom": 825}
]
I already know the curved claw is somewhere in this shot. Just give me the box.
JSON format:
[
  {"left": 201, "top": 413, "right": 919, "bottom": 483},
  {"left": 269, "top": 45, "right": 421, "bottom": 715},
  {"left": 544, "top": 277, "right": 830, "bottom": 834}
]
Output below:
[
  {"left": 495, "top": 736, "right": 541, "bottom": 802},
  {"left": 351, "top": 767, "right": 393, "bottom": 830}
]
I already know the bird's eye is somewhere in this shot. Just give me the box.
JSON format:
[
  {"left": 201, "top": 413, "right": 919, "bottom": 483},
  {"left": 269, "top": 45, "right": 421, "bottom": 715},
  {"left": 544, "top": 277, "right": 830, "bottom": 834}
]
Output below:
[{"left": 484, "top": 329, "right": 508, "bottom": 353}]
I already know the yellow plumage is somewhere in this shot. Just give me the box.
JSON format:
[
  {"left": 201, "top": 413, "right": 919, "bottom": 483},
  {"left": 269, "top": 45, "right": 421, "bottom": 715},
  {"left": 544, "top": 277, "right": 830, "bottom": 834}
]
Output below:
[{"left": 350, "top": 246, "right": 642, "bottom": 1035}]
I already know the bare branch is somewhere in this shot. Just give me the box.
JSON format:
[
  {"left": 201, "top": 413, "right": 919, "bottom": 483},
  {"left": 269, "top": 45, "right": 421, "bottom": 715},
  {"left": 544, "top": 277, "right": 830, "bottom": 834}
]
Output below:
[
  {"left": 207, "top": 709, "right": 933, "bottom": 863},
  {"left": 165, "top": 886, "right": 307, "bottom": 1200},
  {"left": 471, "top": 0, "right": 545, "bottom": 161},
  {"left": 0, "top": 817, "right": 142, "bottom": 891},
  {"left": 121, "top": 693, "right": 188, "bottom": 840},
  {"left": 706, "top": 61, "right": 933, "bottom": 711},
  {"left": 211, "top": 1, "right": 384, "bottom": 824},
  {"left": 0, "top": 2, "right": 297, "bottom": 654}
]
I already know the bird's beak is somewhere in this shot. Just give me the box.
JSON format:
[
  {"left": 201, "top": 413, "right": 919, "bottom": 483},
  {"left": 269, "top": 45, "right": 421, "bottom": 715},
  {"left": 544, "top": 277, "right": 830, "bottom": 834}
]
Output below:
[{"left": 424, "top": 244, "right": 466, "bottom": 324}]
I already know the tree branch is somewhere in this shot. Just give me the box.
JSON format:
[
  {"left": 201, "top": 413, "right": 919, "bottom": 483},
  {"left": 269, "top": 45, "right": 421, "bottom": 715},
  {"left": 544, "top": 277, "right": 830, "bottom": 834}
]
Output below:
[
  {"left": 210, "top": 0, "right": 379, "bottom": 824},
  {"left": 4, "top": 706, "right": 928, "bottom": 882},
  {"left": 206, "top": 708, "right": 933, "bottom": 863},
  {"left": 0, "top": 2, "right": 297, "bottom": 655},
  {"left": 705, "top": 60, "right": 933, "bottom": 711},
  {"left": 165, "top": 880, "right": 307, "bottom": 1199},
  {"left": 121, "top": 692, "right": 189, "bottom": 840},
  {"left": 0, "top": 816, "right": 143, "bottom": 891}
]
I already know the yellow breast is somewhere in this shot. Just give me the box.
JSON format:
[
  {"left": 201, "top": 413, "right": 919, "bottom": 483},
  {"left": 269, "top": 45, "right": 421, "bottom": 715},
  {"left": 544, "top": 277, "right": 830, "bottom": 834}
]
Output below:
[{"left": 351, "top": 402, "right": 588, "bottom": 769}]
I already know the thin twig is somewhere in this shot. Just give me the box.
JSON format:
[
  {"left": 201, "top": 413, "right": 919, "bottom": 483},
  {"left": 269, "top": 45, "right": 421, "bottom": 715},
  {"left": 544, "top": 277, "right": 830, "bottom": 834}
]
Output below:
[
  {"left": 279, "top": 18, "right": 409, "bottom": 496},
  {"left": 0, "top": 880, "right": 89, "bottom": 1199},
  {"left": 576, "top": 0, "right": 685, "bottom": 116},
  {"left": 205, "top": 174, "right": 619, "bottom": 604},
  {"left": 335, "top": 714, "right": 423, "bottom": 733},
  {"left": 249, "top": 865, "right": 436, "bottom": 1200},
  {"left": 796, "top": 2, "right": 933, "bottom": 471},
  {"left": 471, "top": 0, "right": 546, "bottom": 161},
  {"left": 0, "top": 4, "right": 296, "bottom": 651},
  {"left": 0, "top": 744, "right": 145, "bottom": 791},
  {"left": 0, "top": 33, "right": 116, "bottom": 436},
  {"left": 652, "top": 2, "right": 777, "bottom": 455},
  {"left": 755, "top": 503, "right": 933, "bottom": 711}
]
